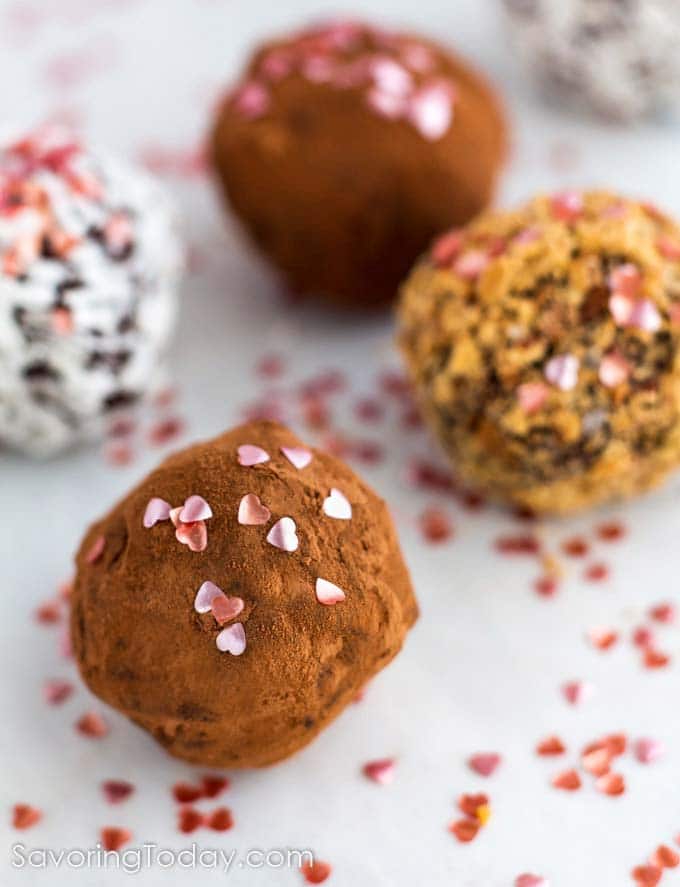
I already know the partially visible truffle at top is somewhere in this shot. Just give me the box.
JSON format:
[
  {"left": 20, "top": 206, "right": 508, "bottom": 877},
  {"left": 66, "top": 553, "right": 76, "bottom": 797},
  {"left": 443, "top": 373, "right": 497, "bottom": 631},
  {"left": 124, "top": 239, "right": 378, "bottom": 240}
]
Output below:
[
  {"left": 71, "top": 420, "right": 417, "bottom": 768},
  {"left": 210, "top": 19, "right": 507, "bottom": 308},
  {"left": 398, "top": 190, "right": 680, "bottom": 513},
  {"left": 0, "top": 124, "right": 183, "bottom": 456}
]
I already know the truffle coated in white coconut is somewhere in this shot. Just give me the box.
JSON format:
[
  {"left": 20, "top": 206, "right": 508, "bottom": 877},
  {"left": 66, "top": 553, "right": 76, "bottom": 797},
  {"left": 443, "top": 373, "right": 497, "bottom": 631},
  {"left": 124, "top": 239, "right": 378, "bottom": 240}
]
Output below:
[
  {"left": 0, "top": 125, "right": 183, "bottom": 456},
  {"left": 503, "top": 0, "right": 680, "bottom": 121}
]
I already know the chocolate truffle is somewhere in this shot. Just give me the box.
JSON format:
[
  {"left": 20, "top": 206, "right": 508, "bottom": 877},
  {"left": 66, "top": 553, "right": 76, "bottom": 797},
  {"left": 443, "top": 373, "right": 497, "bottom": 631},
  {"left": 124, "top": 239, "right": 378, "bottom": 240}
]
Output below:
[
  {"left": 71, "top": 420, "right": 417, "bottom": 767},
  {"left": 0, "top": 125, "right": 182, "bottom": 456},
  {"left": 210, "top": 19, "right": 506, "bottom": 308},
  {"left": 503, "top": 0, "right": 680, "bottom": 121},
  {"left": 398, "top": 191, "right": 680, "bottom": 513}
]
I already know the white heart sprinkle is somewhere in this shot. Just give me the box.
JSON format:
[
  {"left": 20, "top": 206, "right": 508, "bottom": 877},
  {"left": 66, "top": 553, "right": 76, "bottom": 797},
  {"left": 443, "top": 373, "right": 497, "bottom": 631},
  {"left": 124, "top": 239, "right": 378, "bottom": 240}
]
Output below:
[
  {"left": 266, "top": 517, "right": 299, "bottom": 552},
  {"left": 179, "top": 495, "right": 213, "bottom": 523},
  {"left": 544, "top": 354, "right": 579, "bottom": 391},
  {"left": 143, "top": 497, "right": 172, "bottom": 528},
  {"left": 315, "top": 578, "right": 346, "bottom": 605},
  {"left": 281, "top": 446, "right": 313, "bottom": 469},
  {"left": 322, "top": 488, "right": 352, "bottom": 520},
  {"left": 216, "top": 623, "right": 246, "bottom": 655},
  {"left": 237, "top": 493, "right": 271, "bottom": 526},
  {"left": 237, "top": 444, "right": 270, "bottom": 466},
  {"left": 194, "top": 581, "right": 225, "bottom": 614}
]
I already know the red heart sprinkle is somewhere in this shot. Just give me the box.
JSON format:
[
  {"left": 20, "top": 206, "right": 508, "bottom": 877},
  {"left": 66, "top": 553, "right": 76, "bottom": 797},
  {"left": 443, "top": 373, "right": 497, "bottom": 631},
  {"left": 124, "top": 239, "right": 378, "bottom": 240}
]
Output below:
[
  {"left": 12, "top": 804, "right": 42, "bottom": 830},
  {"left": 100, "top": 826, "right": 132, "bottom": 851},
  {"left": 201, "top": 775, "right": 230, "bottom": 798},
  {"left": 551, "top": 769, "right": 581, "bottom": 791},
  {"left": 449, "top": 818, "right": 481, "bottom": 843},
  {"left": 102, "top": 781, "right": 134, "bottom": 804},
  {"left": 536, "top": 736, "right": 566, "bottom": 756},
  {"left": 300, "top": 860, "right": 332, "bottom": 883},
  {"left": 177, "top": 808, "right": 204, "bottom": 833},
  {"left": 172, "top": 782, "right": 203, "bottom": 804},
  {"left": 207, "top": 807, "right": 234, "bottom": 831},
  {"left": 75, "top": 711, "right": 109, "bottom": 738}
]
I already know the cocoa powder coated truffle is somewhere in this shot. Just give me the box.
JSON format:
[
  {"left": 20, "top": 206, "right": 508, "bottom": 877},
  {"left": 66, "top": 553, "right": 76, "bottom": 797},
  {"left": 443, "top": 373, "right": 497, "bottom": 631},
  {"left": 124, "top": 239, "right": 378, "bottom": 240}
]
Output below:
[
  {"left": 398, "top": 191, "right": 680, "bottom": 513},
  {"left": 210, "top": 19, "right": 506, "bottom": 307},
  {"left": 71, "top": 421, "right": 417, "bottom": 767}
]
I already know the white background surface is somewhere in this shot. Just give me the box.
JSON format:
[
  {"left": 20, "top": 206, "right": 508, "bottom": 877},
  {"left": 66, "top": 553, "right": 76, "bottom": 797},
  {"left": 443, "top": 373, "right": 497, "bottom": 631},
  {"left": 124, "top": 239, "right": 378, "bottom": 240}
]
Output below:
[{"left": 2, "top": 1, "right": 680, "bottom": 885}]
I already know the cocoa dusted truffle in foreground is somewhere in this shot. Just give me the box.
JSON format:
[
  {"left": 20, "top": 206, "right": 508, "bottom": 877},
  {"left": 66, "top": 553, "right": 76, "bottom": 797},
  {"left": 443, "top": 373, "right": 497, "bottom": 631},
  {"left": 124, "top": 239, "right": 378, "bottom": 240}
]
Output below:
[
  {"left": 398, "top": 191, "right": 680, "bottom": 513},
  {"left": 71, "top": 420, "right": 417, "bottom": 767},
  {"left": 210, "top": 19, "right": 506, "bottom": 308}
]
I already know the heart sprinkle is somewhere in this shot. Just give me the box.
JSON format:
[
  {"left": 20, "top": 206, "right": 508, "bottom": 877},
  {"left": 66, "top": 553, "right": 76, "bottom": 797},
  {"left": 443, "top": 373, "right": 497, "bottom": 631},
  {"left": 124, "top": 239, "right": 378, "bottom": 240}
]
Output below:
[
  {"left": 544, "top": 353, "right": 579, "bottom": 391},
  {"left": 363, "top": 758, "right": 396, "bottom": 785},
  {"left": 315, "top": 578, "right": 346, "bottom": 605},
  {"left": 175, "top": 520, "right": 208, "bottom": 552},
  {"left": 634, "top": 737, "right": 664, "bottom": 764},
  {"left": 216, "top": 623, "right": 246, "bottom": 655},
  {"left": 85, "top": 535, "right": 105, "bottom": 565},
  {"left": 194, "top": 581, "right": 224, "bottom": 614},
  {"left": 211, "top": 595, "right": 244, "bottom": 625},
  {"left": 238, "top": 493, "right": 271, "bottom": 526},
  {"left": 179, "top": 495, "right": 213, "bottom": 523},
  {"left": 551, "top": 769, "right": 581, "bottom": 791},
  {"left": 237, "top": 444, "right": 270, "bottom": 466},
  {"left": 562, "top": 680, "right": 594, "bottom": 706},
  {"left": 468, "top": 752, "right": 501, "bottom": 777},
  {"left": 515, "top": 875, "right": 549, "bottom": 887},
  {"left": 143, "top": 497, "right": 172, "bottom": 528},
  {"left": 322, "top": 488, "right": 352, "bottom": 520},
  {"left": 267, "top": 517, "right": 299, "bottom": 552},
  {"left": 281, "top": 446, "right": 313, "bottom": 469}
]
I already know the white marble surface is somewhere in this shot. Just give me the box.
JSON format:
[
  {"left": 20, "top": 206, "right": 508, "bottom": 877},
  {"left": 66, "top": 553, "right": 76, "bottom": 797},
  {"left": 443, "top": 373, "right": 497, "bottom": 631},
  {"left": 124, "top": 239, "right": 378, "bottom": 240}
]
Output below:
[{"left": 2, "top": 1, "right": 680, "bottom": 885}]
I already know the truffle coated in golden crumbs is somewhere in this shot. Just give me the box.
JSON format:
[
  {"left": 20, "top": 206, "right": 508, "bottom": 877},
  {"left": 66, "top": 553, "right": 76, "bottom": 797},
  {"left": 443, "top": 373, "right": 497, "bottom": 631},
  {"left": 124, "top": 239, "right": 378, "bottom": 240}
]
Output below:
[
  {"left": 71, "top": 421, "right": 417, "bottom": 767},
  {"left": 210, "top": 19, "right": 507, "bottom": 308},
  {"left": 398, "top": 190, "right": 680, "bottom": 513}
]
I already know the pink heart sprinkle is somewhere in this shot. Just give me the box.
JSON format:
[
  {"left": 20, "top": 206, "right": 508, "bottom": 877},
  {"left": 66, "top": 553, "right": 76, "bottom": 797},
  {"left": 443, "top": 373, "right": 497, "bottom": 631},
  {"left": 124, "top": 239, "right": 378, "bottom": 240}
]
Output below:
[
  {"left": 599, "top": 352, "right": 631, "bottom": 388},
  {"left": 194, "top": 581, "right": 225, "bottom": 614},
  {"left": 517, "top": 381, "right": 549, "bottom": 414},
  {"left": 609, "top": 292, "right": 635, "bottom": 326},
  {"left": 143, "top": 497, "right": 172, "bottom": 528},
  {"left": 322, "top": 488, "right": 352, "bottom": 520},
  {"left": 608, "top": 263, "right": 642, "bottom": 298},
  {"left": 85, "top": 535, "right": 105, "bottom": 565},
  {"left": 408, "top": 81, "right": 454, "bottom": 141},
  {"left": 363, "top": 758, "right": 396, "bottom": 785},
  {"left": 431, "top": 229, "right": 464, "bottom": 267},
  {"left": 179, "top": 495, "right": 213, "bottom": 523},
  {"left": 176, "top": 520, "right": 207, "bottom": 552},
  {"left": 238, "top": 493, "right": 271, "bottom": 526},
  {"left": 657, "top": 234, "right": 680, "bottom": 259},
  {"left": 454, "top": 249, "right": 490, "bottom": 281},
  {"left": 216, "top": 622, "right": 246, "bottom": 655},
  {"left": 468, "top": 752, "right": 502, "bottom": 778},
  {"left": 266, "top": 517, "right": 299, "bottom": 552},
  {"left": 315, "top": 577, "right": 346, "bottom": 605},
  {"left": 550, "top": 190, "right": 583, "bottom": 222},
  {"left": 516, "top": 875, "right": 549, "bottom": 887},
  {"left": 562, "top": 680, "right": 594, "bottom": 705},
  {"left": 211, "top": 595, "right": 244, "bottom": 625},
  {"left": 237, "top": 444, "right": 270, "bottom": 466},
  {"left": 44, "top": 679, "right": 74, "bottom": 705},
  {"left": 544, "top": 354, "right": 579, "bottom": 391},
  {"left": 232, "top": 81, "right": 269, "bottom": 119},
  {"left": 366, "top": 87, "right": 408, "bottom": 120},
  {"left": 634, "top": 737, "right": 664, "bottom": 764},
  {"left": 281, "top": 446, "right": 313, "bottom": 469},
  {"left": 629, "top": 299, "right": 662, "bottom": 333},
  {"left": 370, "top": 57, "right": 413, "bottom": 97}
]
